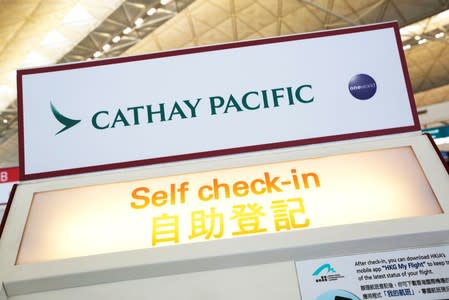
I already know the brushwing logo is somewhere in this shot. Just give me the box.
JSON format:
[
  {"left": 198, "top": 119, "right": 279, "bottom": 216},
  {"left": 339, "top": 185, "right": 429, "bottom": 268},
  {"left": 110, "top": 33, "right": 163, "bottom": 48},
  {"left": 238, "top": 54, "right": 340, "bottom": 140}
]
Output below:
[
  {"left": 312, "top": 263, "right": 344, "bottom": 283},
  {"left": 348, "top": 74, "right": 377, "bottom": 100},
  {"left": 312, "top": 263, "right": 336, "bottom": 276},
  {"left": 50, "top": 102, "right": 81, "bottom": 135}
]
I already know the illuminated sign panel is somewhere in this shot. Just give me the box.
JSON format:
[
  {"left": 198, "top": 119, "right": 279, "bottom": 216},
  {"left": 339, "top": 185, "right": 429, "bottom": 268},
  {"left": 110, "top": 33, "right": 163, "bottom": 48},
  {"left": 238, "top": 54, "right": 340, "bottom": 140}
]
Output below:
[
  {"left": 16, "top": 147, "right": 441, "bottom": 264},
  {"left": 18, "top": 23, "right": 418, "bottom": 179}
]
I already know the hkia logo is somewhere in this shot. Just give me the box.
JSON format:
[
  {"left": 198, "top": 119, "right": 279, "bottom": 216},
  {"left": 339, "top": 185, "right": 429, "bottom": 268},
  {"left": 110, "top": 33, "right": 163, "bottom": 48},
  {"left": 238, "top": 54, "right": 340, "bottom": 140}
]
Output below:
[
  {"left": 312, "top": 263, "right": 336, "bottom": 276},
  {"left": 50, "top": 102, "right": 81, "bottom": 135},
  {"left": 312, "top": 263, "right": 345, "bottom": 283}
]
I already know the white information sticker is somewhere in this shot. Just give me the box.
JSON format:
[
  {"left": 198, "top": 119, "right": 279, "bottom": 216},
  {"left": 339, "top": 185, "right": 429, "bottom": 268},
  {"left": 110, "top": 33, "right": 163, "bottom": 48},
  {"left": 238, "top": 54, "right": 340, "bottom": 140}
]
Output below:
[{"left": 296, "top": 245, "right": 449, "bottom": 300}]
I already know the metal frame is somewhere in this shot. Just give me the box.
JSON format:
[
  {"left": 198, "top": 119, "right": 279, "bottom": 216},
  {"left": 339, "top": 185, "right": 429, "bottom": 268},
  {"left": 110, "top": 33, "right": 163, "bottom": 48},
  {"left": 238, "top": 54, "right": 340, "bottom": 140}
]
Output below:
[{"left": 0, "top": 134, "right": 448, "bottom": 297}]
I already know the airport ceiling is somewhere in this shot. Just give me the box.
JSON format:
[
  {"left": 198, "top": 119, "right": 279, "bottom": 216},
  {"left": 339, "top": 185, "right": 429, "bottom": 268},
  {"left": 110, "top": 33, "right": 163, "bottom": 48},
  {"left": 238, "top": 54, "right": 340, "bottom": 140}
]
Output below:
[{"left": 1, "top": 0, "right": 449, "bottom": 167}]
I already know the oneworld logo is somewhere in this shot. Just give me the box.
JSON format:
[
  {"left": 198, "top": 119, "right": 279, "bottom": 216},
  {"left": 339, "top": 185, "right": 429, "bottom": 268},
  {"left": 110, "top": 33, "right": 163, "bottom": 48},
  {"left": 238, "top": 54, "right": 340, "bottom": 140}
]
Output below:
[
  {"left": 50, "top": 102, "right": 81, "bottom": 135},
  {"left": 348, "top": 74, "right": 377, "bottom": 100}
]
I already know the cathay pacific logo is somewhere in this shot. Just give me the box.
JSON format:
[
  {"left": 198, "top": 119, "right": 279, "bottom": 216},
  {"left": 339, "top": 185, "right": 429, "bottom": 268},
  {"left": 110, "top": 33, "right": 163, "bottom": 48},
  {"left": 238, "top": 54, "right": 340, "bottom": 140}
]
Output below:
[
  {"left": 50, "top": 102, "right": 81, "bottom": 135},
  {"left": 50, "top": 84, "right": 314, "bottom": 135}
]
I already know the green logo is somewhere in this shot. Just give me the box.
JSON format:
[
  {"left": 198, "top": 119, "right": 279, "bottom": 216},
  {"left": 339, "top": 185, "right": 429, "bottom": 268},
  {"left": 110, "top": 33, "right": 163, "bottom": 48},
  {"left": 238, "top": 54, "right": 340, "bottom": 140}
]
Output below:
[
  {"left": 50, "top": 102, "right": 81, "bottom": 135},
  {"left": 312, "top": 263, "right": 336, "bottom": 276}
]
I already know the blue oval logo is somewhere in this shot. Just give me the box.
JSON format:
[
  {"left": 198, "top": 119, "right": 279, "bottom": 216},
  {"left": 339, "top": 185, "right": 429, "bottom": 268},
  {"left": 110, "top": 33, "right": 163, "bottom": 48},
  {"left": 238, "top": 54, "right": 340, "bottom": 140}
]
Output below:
[{"left": 348, "top": 74, "right": 377, "bottom": 100}]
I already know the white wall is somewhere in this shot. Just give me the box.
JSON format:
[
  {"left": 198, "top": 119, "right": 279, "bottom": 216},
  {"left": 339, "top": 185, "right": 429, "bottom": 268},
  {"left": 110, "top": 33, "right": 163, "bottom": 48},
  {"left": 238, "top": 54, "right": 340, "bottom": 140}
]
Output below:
[
  {"left": 0, "top": 205, "right": 5, "bottom": 224},
  {"left": 419, "top": 101, "right": 449, "bottom": 127},
  {"left": 0, "top": 183, "right": 14, "bottom": 205},
  {"left": 0, "top": 182, "right": 14, "bottom": 223},
  {"left": 6, "top": 261, "right": 300, "bottom": 300}
]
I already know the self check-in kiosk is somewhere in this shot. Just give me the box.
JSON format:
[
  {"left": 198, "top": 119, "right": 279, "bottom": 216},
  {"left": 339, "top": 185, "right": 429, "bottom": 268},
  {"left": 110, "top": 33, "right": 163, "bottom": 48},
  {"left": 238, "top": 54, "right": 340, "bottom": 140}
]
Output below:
[{"left": 1, "top": 22, "right": 448, "bottom": 300}]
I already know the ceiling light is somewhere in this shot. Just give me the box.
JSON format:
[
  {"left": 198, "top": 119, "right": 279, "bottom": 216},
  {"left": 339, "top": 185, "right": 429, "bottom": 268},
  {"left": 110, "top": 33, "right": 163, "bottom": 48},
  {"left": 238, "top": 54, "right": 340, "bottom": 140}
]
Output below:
[
  {"left": 3, "top": 119, "right": 8, "bottom": 124},
  {"left": 123, "top": 27, "right": 132, "bottom": 35},
  {"left": 161, "top": 0, "right": 172, "bottom": 5},
  {"left": 102, "top": 44, "right": 111, "bottom": 51},
  {"left": 398, "top": 8, "right": 449, "bottom": 43},
  {"left": 63, "top": 4, "right": 95, "bottom": 26},
  {"left": 435, "top": 32, "right": 445, "bottom": 38},
  {"left": 147, "top": 8, "right": 157, "bottom": 16},
  {"left": 7, "top": 72, "right": 15, "bottom": 82},
  {"left": 112, "top": 36, "right": 121, "bottom": 43},
  {"left": 403, "top": 44, "right": 411, "bottom": 50},
  {"left": 0, "top": 85, "right": 14, "bottom": 98},
  {"left": 22, "top": 51, "right": 49, "bottom": 68},
  {"left": 418, "top": 38, "right": 427, "bottom": 45},
  {"left": 434, "top": 136, "right": 449, "bottom": 145},
  {"left": 134, "top": 18, "right": 144, "bottom": 27},
  {"left": 399, "top": 27, "right": 414, "bottom": 36},
  {"left": 93, "top": 51, "right": 102, "bottom": 58},
  {"left": 434, "top": 8, "right": 449, "bottom": 23},
  {"left": 41, "top": 30, "right": 67, "bottom": 48},
  {"left": 399, "top": 24, "right": 423, "bottom": 41}
]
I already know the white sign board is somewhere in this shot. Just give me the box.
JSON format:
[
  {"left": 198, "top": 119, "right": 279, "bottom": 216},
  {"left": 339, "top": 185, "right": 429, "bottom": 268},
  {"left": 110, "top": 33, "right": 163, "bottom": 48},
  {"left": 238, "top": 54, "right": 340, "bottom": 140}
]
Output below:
[
  {"left": 16, "top": 147, "right": 441, "bottom": 264},
  {"left": 296, "top": 245, "right": 449, "bottom": 300},
  {"left": 18, "top": 22, "right": 418, "bottom": 180}
]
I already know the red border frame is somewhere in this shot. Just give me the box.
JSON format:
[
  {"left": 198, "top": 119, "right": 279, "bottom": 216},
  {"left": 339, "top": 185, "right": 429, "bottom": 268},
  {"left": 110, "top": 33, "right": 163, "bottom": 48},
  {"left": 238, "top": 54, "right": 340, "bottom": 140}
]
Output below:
[
  {"left": 425, "top": 133, "right": 449, "bottom": 175},
  {"left": 0, "top": 184, "right": 17, "bottom": 240},
  {"left": 17, "top": 22, "right": 420, "bottom": 180}
]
